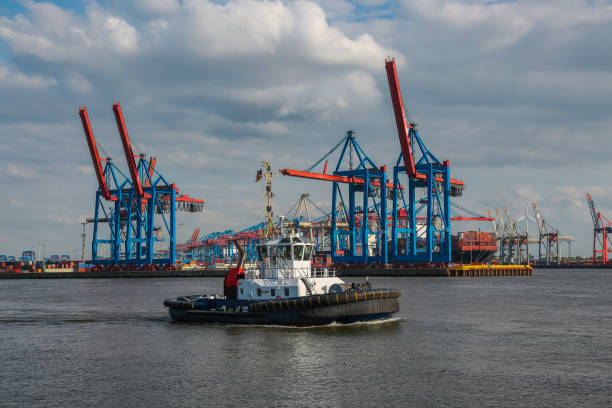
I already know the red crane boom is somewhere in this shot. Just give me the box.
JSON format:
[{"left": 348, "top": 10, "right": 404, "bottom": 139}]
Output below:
[
  {"left": 144, "top": 157, "right": 157, "bottom": 188},
  {"left": 112, "top": 102, "right": 144, "bottom": 197},
  {"left": 279, "top": 168, "right": 398, "bottom": 190},
  {"left": 78, "top": 106, "right": 111, "bottom": 200},
  {"left": 385, "top": 57, "right": 416, "bottom": 177}
]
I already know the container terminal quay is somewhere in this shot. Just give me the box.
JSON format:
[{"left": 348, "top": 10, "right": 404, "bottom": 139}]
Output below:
[{"left": 1, "top": 58, "right": 608, "bottom": 278}]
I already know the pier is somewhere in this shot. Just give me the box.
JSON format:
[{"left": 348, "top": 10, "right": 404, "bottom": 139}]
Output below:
[
  {"left": 447, "top": 264, "right": 532, "bottom": 277},
  {"left": 0, "top": 265, "right": 533, "bottom": 279}
]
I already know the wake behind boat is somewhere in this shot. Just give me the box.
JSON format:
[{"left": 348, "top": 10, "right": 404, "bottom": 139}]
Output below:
[{"left": 164, "top": 234, "right": 400, "bottom": 326}]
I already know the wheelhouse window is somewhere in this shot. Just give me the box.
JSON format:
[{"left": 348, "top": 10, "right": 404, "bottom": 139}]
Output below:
[
  {"left": 257, "top": 288, "right": 262, "bottom": 297},
  {"left": 284, "top": 288, "right": 289, "bottom": 297},
  {"left": 303, "top": 244, "right": 313, "bottom": 260},
  {"left": 271, "top": 289, "right": 276, "bottom": 297},
  {"left": 283, "top": 246, "right": 291, "bottom": 259},
  {"left": 257, "top": 246, "right": 266, "bottom": 261},
  {"left": 292, "top": 244, "right": 304, "bottom": 261},
  {"left": 262, "top": 238, "right": 313, "bottom": 263},
  {"left": 268, "top": 247, "right": 279, "bottom": 265}
]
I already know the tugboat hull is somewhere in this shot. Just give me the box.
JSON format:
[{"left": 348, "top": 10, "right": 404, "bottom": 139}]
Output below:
[{"left": 165, "top": 289, "right": 400, "bottom": 326}]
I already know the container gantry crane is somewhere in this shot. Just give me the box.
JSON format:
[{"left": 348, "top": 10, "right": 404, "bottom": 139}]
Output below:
[
  {"left": 79, "top": 103, "right": 204, "bottom": 266},
  {"left": 531, "top": 202, "right": 574, "bottom": 265},
  {"left": 280, "top": 130, "right": 391, "bottom": 264},
  {"left": 532, "top": 202, "right": 558, "bottom": 264},
  {"left": 385, "top": 58, "right": 465, "bottom": 263},
  {"left": 503, "top": 207, "right": 520, "bottom": 264},
  {"left": 504, "top": 207, "right": 535, "bottom": 264},
  {"left": 494, "top": 208, "right": 510, "bottom": 263},
  {"left": 487, "top": 209, "right": 500, "bottom": 258},
  {"left": 586, "top": 193, "right": 612, "bottom": 263},
  {"left": 277, "top": 59, "right": 496, "bottom": 264}
]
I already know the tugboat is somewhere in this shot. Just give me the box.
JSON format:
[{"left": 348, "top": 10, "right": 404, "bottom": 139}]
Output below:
[{"left": 164, "top": 235, "right": 401, "bottom": 325}]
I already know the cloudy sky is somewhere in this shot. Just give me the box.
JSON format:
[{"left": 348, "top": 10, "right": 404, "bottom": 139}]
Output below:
[{"left": 1, "top": 0, "right": 611, "bottom": 259}]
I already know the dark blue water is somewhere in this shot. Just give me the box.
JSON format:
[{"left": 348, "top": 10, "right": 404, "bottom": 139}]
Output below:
[{"left": 1, "top": 270, "right": 611, "bottom": 407}]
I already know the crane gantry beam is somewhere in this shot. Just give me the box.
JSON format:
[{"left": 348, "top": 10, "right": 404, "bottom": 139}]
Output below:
[
  {"left": 279, "top": 168, "right": 397, "bottom": 190},
  {"left": 279, "top": 168, "right": 463, "bottom": 188}
]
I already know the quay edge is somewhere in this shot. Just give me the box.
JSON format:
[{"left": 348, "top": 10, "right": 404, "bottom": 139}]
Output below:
[{"left": 1, "top": 265, "right": 534, "bottom": 279}]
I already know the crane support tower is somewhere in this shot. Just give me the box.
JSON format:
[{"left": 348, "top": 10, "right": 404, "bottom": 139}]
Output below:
[
  {"left": 586, "top": 193, "right": 612, "bottom": 263},
  {"left": 79, "top": 103, "right": 204, "bottom": 266}
]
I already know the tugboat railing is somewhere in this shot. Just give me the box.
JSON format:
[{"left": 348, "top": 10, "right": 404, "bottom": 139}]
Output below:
[
  {"left": 243, "top": 266, "right": 336, "bottom": 280},
  {"left": 310, "top": 267, "right": 336, "bottom": 278}
]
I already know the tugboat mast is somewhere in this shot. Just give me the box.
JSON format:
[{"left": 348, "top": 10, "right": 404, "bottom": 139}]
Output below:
[{"left": 256, "top": 161, "right": 276, "bottom": 238}]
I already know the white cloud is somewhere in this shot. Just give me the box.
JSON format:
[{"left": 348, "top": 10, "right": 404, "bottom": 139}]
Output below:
[
  {"left": 0, "top": 0, "right": 398, "bottom": 122},
  {"left": 177, "top": 0, "right": 293, "bottom": 56},
  {"left": 75, "top": 165, "right": 94, "bottom": 175},
  {"left": 9, "top": 197, "right": 82, "bottom": 225},
  {"left": 402, "top": 0, "right": 612, "bottom": 51},
  {"left": 2, "top": 0, "right": 399, "bottom": 68},
  {"left": 0, "top": 63, "right": 56, "bottom": 90},
  {"left": 146, "top": 0, "right": 401, "bottom": 69},
  {"left": 285, "top": 2, "right": 398, "bottom": 69},
  {"left": 310, "top": 0, "right": 354, "bottom": 20},
  {"left": 136, "top": 0, "right": 181, "bottom": 14},
  {"left": 39, "top": 213, "right": 82, "bottom": 225},
  {"left": 65, "top": 71, "right": 93, "bottom": 93},
  {"left": 103, "top": 16, "right": 139, "bottom": 52},
  {"left": 0, "top": 1, "right": 140, "bottom": 63},
  {"left": 9, "top": 197, "right": 38, "bottom": 209},
  {"left": 5, "top": 164, "right": 41, "bottom": 180},
  {"left": 525, "top": 70, "right": 612, "bottom": 99}
]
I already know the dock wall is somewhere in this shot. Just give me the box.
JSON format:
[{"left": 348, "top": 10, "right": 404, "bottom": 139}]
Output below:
[{"left": 0, "top": 265, "right": 533, "bottom": 279}]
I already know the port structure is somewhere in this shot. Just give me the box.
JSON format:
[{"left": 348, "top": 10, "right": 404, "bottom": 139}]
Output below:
[
  {"left": 491, "top": 202, "right": 573, "bottom": 265},
  {"left": 177, "top": 228, "right": 261, "bottom": 268},
  {"left": 282, "top": 59, "right": 468, "bottom": 264},
  {"left": 532, "top": 202, "right": 574, "bottom": 265},
  {"left": 176, "top": 193, "right": 494, "bottom": 267},
  {"left": 177, "top": 193, "right": 337, "bottom": 268},
  {"left": 491, "top": 206, "right": 535, "bottom": 264},
  {"left": 78, "top": 103, "right": 204, "bottom": 266},
  {"left": 172, "top": 58, "right": 494, "bottom": 268},
  {"left": 385, "top": 57, "right": 466, "bottom": 263},
  {"left": 256, "top": 162, "right": 276, "bottom": 238},
  {"left": 19, "top": 250, "right": 36, "bottom": 262},
  {"left": 494, "top": 207, "right": 522, "bottom": 264},
  {"left": 178, "top": 162, "right": 284, "bottom": 268},
  {"left": 281, "top": 130, "right": 390, "bottom": 264},
  {"left": 586, "top": 193, "right": 612, "bottom": 263},
  {"left": 283, "top": 193, "right": 329, "bottom": 243},
  {"left": 278, "top": 59, "right": 500, "bottom": 264}
]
